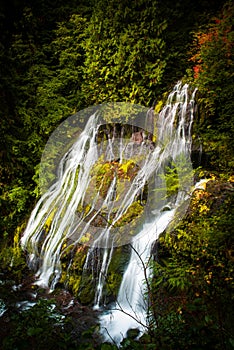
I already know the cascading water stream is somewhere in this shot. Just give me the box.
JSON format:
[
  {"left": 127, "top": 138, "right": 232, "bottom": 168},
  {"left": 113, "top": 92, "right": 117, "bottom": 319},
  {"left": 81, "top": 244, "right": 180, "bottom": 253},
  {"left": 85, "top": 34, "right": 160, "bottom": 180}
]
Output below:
[
  {"left": 98, "top": 83, "right": 197, "bottom": 345},
  {"left": 21, "top": 113, "right": 100, "bottom": 288},
  {"left": 20, "top": 81, "right": 197, "bottom": 346}
]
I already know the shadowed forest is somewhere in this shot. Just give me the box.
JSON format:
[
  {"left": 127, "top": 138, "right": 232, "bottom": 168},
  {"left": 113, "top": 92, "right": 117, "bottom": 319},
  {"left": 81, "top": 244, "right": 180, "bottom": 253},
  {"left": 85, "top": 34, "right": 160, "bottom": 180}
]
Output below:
[{"left": 0, "top": 0, "right": 233, "bottom": 349}]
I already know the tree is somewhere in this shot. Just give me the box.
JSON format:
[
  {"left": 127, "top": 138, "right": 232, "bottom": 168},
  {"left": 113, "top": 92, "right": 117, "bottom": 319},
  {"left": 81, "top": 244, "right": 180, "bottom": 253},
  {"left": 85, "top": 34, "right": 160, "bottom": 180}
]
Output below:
[
  {"left": 81, "top": 0, "right": 167, "bottom": 106},
  {"left": 189, "top": 1, "right": 234, "bottom": 172},
  {"left": 150, "top": 179, "right": 234, "bottom": 349}
]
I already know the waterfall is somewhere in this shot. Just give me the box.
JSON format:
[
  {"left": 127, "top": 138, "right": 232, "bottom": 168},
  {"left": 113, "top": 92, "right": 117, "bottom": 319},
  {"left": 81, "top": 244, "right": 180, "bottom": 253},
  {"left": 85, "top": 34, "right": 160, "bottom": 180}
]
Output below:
[
  {"left": 99, "top": 82, "right": 197, "bottom": 345},
  {"left": 99, "top": 212, "right": 175, "bottom": 345},
  {"left": 21, "top": 82, "right": 196, "bottom": 345}
]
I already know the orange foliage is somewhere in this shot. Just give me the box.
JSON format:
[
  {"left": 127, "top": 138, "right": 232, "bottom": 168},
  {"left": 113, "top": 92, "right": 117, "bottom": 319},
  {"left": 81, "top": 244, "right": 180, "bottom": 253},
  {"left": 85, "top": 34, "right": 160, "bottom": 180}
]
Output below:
[{"left": 190, "top": 3, "right": 233, "bottom": 80}]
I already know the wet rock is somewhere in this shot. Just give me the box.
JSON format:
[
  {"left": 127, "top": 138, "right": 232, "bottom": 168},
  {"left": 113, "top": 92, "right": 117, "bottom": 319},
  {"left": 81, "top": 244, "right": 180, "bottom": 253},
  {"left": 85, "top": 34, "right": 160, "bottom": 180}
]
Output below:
[{"left": 126, "top": 328, "right": 140, "bottom": 339}]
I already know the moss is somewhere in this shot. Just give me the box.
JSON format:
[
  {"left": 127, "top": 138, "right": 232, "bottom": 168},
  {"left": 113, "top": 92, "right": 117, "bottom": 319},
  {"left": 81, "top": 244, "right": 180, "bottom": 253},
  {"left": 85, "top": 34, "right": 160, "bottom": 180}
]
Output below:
[
  {"left": 104, "top": 246, "right": 131, "bottom": 303},
  {"left": 118, "top": 160, "right": 138, "bottom": 179},
  {"left": 44, "top": 208, "right": 56, "bottom": 232},
  {"left": 60, "top": 244, "right": 89, "bottom": 296},
  {"left": 90, "top": 158, "right": 139, "bottom": 198},
  {"left": 79, "top": 158, "right": 147, "bottom": 232},
  {"left": 58, "top": 158, "right": 147, "bottom": 301},
  {"left": 78, "top": 273, "right": 96, "bottom": 305},
  {"left": 94, "top": 162, "right": 115, "bottom": 198},
  {"left": 114, "top": 201, "right": 144, "bottom": 228},
  {"left": 0, "top": 223, "right": 27, "bottom": 281}
]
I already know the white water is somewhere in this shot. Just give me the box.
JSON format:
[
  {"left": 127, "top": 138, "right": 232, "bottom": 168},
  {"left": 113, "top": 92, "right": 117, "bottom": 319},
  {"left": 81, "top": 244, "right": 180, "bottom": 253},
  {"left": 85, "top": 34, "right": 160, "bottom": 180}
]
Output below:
[
  {"left": 21, "top": 113, "right": 100, "bottom": 288},
  {"left": 99, "top": 211, "right": 175, "bottom": 344},
  {"left": 20, "top": 81, "right": 197, "bottom": 346},
  {"left": 99, "top": 82, "right": 197, "bottom": 345}
]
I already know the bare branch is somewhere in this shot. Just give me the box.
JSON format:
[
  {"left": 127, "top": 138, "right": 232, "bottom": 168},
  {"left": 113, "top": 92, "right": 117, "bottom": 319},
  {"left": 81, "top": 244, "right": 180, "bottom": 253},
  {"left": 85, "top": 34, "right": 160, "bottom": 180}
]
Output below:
[
  {"left": 129, "top": 243, "right": 159, "bottom": 327},
  {"left": 103, "top": 326, "right": 119, "bottom": 347}
]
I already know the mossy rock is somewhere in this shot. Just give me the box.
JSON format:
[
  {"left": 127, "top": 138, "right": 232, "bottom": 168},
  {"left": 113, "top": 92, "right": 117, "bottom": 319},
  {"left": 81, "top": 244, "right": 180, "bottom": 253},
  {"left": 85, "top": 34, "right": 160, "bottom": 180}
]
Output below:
[
  {"left": 89, "top": 158, "right": 140, "bottom": 202},
  {"left": 60, "top": 244, "right": 89, "bottom": 295},
  {"left": 75, "top": 157, "right": 148, "bottom": 246},
  {"left": 78, "top": 273, "right": 96, "bottom": 305},
  {"left": 104, "top": 245, "right": 131, "bottom": 304},
  {"left": 113, "top": 201, "right": 144, "bottom": 228}
]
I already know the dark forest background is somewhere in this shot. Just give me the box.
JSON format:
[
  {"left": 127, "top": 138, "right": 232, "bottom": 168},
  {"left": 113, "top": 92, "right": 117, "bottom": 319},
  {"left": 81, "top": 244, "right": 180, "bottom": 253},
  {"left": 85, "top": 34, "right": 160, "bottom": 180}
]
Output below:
[{"left": 0, "top": 1, "right": 233, "bottom": 349}]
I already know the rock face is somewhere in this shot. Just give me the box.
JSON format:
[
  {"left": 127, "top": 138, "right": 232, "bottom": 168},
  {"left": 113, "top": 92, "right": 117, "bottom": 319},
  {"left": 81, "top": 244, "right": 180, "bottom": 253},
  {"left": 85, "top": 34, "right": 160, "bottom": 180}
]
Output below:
[
  {"left": 190, "top": 178, "right": 234, "bottom": 216},
  {"left": 131, "top": 131, "right": 143, "bottom": 144},
  {"left": 60, "top": 157, "right": 148, "bottom": 305}
]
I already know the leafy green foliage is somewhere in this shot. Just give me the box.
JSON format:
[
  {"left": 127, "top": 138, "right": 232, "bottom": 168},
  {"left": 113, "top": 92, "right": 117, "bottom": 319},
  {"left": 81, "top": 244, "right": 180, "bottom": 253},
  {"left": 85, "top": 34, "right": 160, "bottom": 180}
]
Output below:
[
  {"left": 148, "top": 179, "right": 234, "bottom": 349},
  {"left": 189, "top": 1, "right": 234, "bottom": 173},
  {"left": 81, "top": 0, "right": 167, "bottom": 105},
  {"left": 0, "top": 1, "right": 233, "bottom": 349},
  {"left": 0, "top": 298, "right": 98, "bottom": 350}
]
